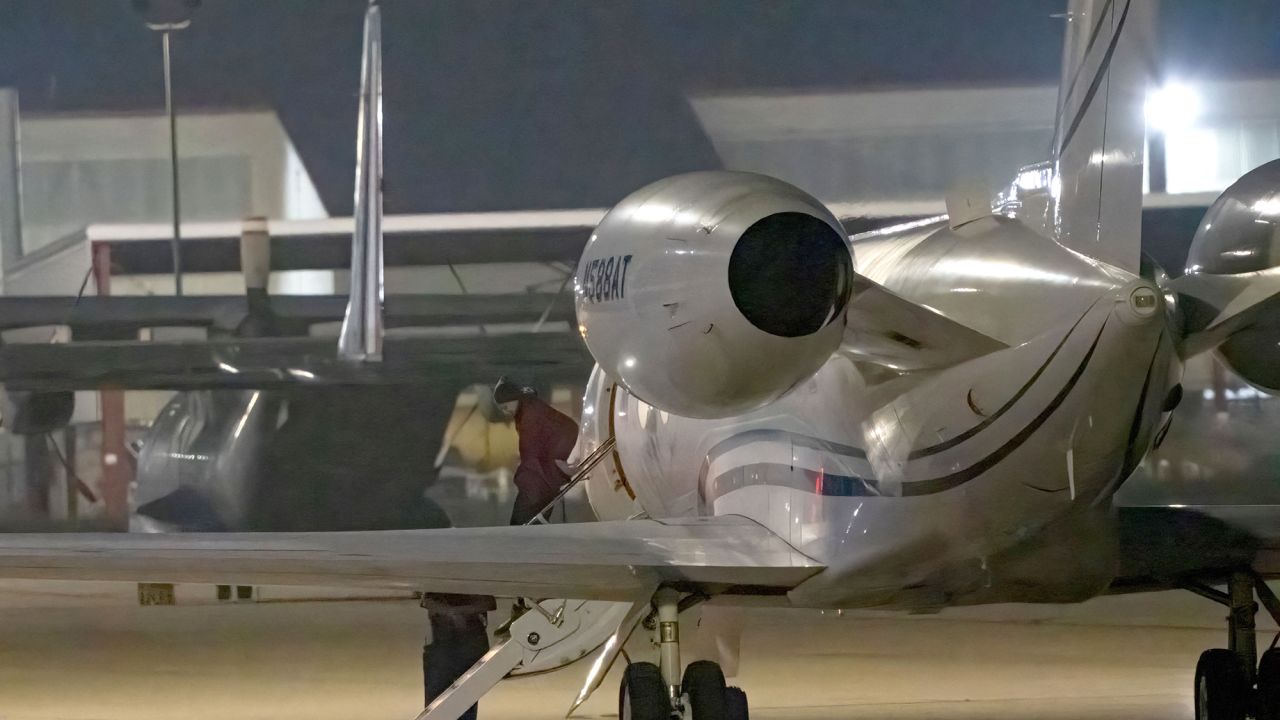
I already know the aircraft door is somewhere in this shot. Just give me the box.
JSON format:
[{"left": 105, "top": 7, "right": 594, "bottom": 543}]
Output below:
[{"left": 578, "top": 367, "right": 641, "bottom": 521}]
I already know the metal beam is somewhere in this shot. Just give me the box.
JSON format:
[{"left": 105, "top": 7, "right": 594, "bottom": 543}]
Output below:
[
  {"left": 1252, "top": 571, "right": 1280, "bottom": 627},
  {"left": 99, "top": 227, "right": 594, "bottom": 275},
  {"left": 43, "top": 205, "right": 1210, "bottom": 277},
  {"left": 0, "top": 293, "right": 574, "bottom": 333},
  {"left": 0, "top": 332, "right": 591, "bottom": 391},
  {"left": 1183, "top": 580, "right": 1232, "bottom": 607}
]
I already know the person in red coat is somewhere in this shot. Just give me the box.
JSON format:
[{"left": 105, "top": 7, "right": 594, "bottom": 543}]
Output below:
[
  {"left": 419, "top": 379, "right": 579, "bottom": 718},
  {"left": 493, "top": 377, "right": 579, "bottom": 525}
]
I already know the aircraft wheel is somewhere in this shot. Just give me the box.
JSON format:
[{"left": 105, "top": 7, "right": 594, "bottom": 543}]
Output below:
[
  {"left": 620, "top": 662, "right": 668, "bottom": 720},
  {"left": 1257, "top": 647, "right": 1280, "bottom": 720},
  {"left": 1195, "top": 649, "right": 1249, "bottom": 720},
  {"left": 682, "top": 660, "right": 727, "bottom": 720},
  {"left": 725, "top": 686, "right": 749, "bottom": 720}
]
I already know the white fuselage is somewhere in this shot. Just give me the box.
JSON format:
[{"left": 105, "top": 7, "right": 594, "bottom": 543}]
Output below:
[{"left": 580, "top": 216, "right": 1177, "bottom": 610}]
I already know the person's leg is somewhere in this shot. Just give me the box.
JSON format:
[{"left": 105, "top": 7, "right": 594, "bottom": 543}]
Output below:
[
  {"left": 423, "top": 618, "right": 453, "bottom": 704},
  {"left": 422, "top": 594, "right": 494, "bottom": 718},
  {"left": 424, "top": 614, "right": 489, "bottom": 720},
  {"left": 508, "top": 475, "right": 546, "bottom": 525}
]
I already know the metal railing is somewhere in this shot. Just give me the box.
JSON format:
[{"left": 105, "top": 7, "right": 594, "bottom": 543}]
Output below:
[{"left": 525, "top": 435, "right": 616, "bottom": 525}]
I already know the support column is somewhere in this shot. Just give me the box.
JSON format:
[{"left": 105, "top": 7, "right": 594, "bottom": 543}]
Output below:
[{"left": 92, "top": 242, "right": 130, "bottom": 531}]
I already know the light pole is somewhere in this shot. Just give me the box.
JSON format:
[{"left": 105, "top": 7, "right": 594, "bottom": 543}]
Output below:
[{"left": 131, "top": 0, "right": 200, "bottom": 296}]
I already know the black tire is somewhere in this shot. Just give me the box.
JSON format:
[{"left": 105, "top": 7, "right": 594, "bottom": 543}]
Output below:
[
  {"left": 1195, "top": 648, "right": 1249, "bottom": 720},
  {"left": 725, "top": 686, "right": 749, "bottom": 720},
  {"left": 1258, "top": 647, "right": 1280, "bottom": 720},
  {"left": 683, "top": 660, "right": 728, "bottom": 720},
  {"left": 620, "top": 662, "right": 668, "bottom": 720}
]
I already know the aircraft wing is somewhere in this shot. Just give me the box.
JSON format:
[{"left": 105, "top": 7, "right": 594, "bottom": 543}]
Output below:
[
  {"left": 1112, "top": 504, "right": 1280, "bottom": 592},
  {"left": 0, "top": 517, "right": 823, "bottom": 600}
]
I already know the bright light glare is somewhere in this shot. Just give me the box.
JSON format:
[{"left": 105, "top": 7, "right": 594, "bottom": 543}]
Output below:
[
  {"left": 632, "top": 203, "right": 674, "bottom": 223},
  {"left": 1015, "top": 166, "right": 1051, "bottom": 192},
  {"left": 232, "top": 392, "right": 261, "bottom": 439},
  {"left": 1145, "top": 84, "right": 1201, "bottom": 132},
  {"left": 1252, "top": 197, "right": 1280, "bottom": 217}
]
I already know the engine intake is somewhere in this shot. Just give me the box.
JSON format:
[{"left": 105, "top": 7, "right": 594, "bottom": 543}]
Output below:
[{"left": 574, "top": 171, "right": 852, "bottom": 418}]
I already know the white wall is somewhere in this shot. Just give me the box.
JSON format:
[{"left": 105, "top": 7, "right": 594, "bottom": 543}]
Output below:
[
  {"left": 690, "top": 86, "right": 1058, "bottom": 203},
  {"left": 7, "top": 109, "right": 333, "bottom": 297},
  {"left": 691, "top": 78, "right": 1280, "bottom": 204},
  {"left": 1157, "top": 79, "right": 1280, "bottom": 194},
  {"left": 17, "top": 109, "right": 328, "bottom": 255}
]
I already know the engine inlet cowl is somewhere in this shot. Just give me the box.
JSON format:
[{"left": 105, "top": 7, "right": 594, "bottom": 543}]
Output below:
[
  {"left": 1185, "top": 159, "right": 1280, "bottom": 393},
  {"left": 574, "top": 171, "right": 852, "bottom": 419}
]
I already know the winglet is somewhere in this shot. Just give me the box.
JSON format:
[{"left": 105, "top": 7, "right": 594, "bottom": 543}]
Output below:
[{"left": 338, "top": 0, "right": 385, "bottom": 362}]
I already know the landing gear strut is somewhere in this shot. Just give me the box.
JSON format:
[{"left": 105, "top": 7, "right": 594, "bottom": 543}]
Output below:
[
  {"left": 618, "top": 588, "right": 749, "bottom": 720},
  {"left": 1186, "top": 571, "right": 1280, "bottom": 720}
]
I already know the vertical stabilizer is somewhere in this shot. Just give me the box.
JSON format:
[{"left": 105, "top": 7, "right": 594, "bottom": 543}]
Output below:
[
  {"left": 338, "top": 0, "right": 385, "bottom": 362},
  {"left": 1051, "top": 0, "right": 1155, "bottom": 272}
]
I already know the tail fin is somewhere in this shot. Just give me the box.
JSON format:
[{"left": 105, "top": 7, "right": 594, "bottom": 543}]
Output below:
[
  {"left": 1050, "top": 0, "right": 1155, "bottom": 273},
  {"left": 338, "top": 0, "right": 385, "bottom": 362}
]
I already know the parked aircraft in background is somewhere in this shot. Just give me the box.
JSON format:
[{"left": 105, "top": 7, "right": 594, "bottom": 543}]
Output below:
[{"left": 129, "top": 383, "right": 577, "bottom": 533}]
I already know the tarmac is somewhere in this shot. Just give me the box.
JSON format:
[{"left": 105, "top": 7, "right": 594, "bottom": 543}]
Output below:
[{"left": 0, "top": 580, "right": 1272, "bottom": 720}]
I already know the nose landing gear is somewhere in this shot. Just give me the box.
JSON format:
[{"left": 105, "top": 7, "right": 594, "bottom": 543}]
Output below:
[
  {"left": 620, "top": 661, "right": 747, "bottom": 720},
  {"left": 1186, "top": 571, "right": 1280, "bottom": 720},
  {"left": 618, "top": 589, "right": 749, "bottom": 720}
]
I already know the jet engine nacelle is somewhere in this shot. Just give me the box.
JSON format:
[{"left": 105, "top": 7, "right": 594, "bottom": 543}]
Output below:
[
  {"left": 1185, "top": 158, "right": 1280, "bottom": 392},
  {"left": 574, "top": 171, "right": 853, "bottom": 418}
]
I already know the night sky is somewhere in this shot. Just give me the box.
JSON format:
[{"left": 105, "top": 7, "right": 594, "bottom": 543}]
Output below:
[{"left": 1, "top": 1, "right": 1278, "bottom": 214}]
